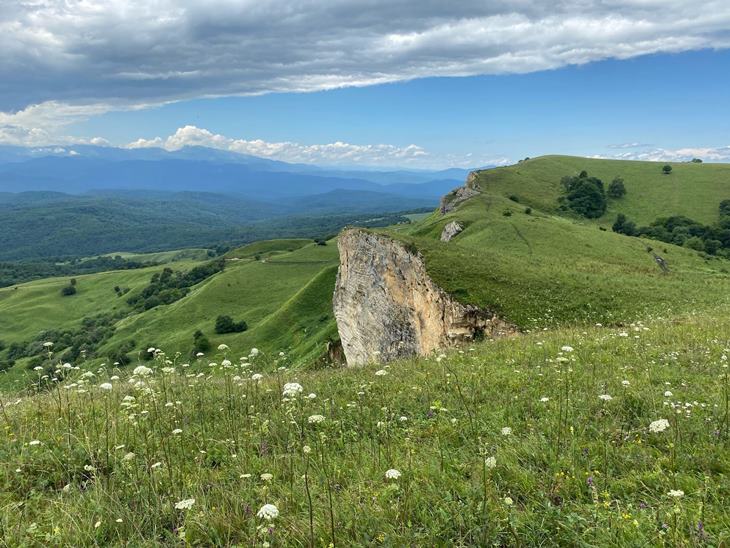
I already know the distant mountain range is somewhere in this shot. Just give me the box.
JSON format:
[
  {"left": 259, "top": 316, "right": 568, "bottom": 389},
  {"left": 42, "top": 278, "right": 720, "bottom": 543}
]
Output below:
[
  {"left": 0, "top": 144, "right": 484, "bottom": 260},
  {"left": 0, "top": 144, "right": 475, "bottom": 198}
]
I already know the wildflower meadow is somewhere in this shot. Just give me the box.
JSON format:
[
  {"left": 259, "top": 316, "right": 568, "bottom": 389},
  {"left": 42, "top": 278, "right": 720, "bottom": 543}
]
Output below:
[{"left": 1, "top": 313, "right": 729, "bottom": 545}]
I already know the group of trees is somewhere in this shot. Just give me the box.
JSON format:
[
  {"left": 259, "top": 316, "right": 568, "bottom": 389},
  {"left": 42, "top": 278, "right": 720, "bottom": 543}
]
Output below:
[
  {"left": 613, "top": 200, "right": 730, "bottom": 257},
  {"left": 0, "top": 314, "right": 119, "bottom": 373},
  {"left": 1, "top": 255, "right": 152, "bottom": 289},
  {"left": 558, "top": 171, "right": 627, "bottom": 219},
  {"left": 215, "top": 315, "right": 248, "bottom": 334},
  {"left": 127, "top": 259, "right": 225, "bottom": 312}
]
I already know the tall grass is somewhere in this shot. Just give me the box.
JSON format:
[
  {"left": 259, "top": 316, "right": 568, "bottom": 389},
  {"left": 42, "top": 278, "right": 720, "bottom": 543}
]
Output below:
[{"left": 1, "top": 313, "right": 729, "bottom": 545}]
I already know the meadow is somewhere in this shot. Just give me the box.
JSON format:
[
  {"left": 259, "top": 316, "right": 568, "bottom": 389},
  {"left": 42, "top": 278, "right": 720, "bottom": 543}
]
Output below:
[
  {"left": 0, "top": 312, "right": 728, "bottom": 545},
  {"left": 1, "top": 156, "right": 729, "bottom": 545}
]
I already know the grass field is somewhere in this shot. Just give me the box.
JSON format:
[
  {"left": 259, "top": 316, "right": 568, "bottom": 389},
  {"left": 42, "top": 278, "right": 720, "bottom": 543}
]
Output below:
[
  {"left": 1, "top": 156, "right": 730, "bottom": 544},
  {"left": 1, "top": 314, "right": 728, "bottom": 545},
  {"left": 479, "top": 155, "right": 730, "bottom": 226}
]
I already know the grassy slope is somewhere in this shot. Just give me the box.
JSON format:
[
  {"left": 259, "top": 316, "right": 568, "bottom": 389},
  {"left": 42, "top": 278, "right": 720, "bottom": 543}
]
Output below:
[
  {"left": 2, "top": 157, "right": 730, "bottom": 544},
  {"left": 0, "top": 265, "right": 182, "bottom": 344},
  {"left": 1, "top": 316, "right": 728, "bottom": 545},
  {"left": 99, "top": 240, "right": 339, "bottom": 363},
  {"left": 388, "top": 158, "right": 730, "bottom": 328},
  {"left": 480, "top": 155, "right": 730, "bottom": 226}
]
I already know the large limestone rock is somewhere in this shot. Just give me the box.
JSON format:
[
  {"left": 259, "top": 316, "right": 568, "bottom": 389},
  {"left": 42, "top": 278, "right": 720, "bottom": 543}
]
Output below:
[
  {"left": 440, "top": 221, "right": 464, "bottom": 242},
  {"left": 333, "top": 229, "right": 515, "bottom": 366},
  {"left": 439, "top": 171, "right": 481, "bottom": 214}
]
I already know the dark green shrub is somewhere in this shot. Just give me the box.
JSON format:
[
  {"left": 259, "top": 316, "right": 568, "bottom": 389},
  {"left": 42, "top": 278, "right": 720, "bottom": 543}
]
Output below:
[
  {"left": 215, "top": 315, "right": 248, "bottom": 334},
  {"left": 608, "top": 177, "right": 626, "bottom": 198},
  {"left": 61, "top": 284, "right": 77, "bottom": 296}
]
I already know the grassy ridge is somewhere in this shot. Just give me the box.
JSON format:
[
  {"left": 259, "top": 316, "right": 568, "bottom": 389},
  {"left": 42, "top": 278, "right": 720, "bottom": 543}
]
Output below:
[
  {"left": 388, "top": 163, "right": 730, "bottom": 328},
  {"left": 477, "top": 155, "right": 730, "bottom": 226}
]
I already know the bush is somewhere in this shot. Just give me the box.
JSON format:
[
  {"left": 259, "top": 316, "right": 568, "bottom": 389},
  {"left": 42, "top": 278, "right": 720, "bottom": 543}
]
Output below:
[
  {"left": 608, "top": 177, "right": 626, "bottom": 198},
  {"left": 61, "top": 284, "right": 77, "bottom": 296},
  {"left": 215, "top": 315, "right": 248, "bottom": 334},
  {"left": 502, "top": 210, "right": 512, "bottom": 217},
  {"left": 561, "top": 173, "right": 607, "bottom": 218},
  {"left": 508, "top": 195, "right": 520, "bottom": 203},
  {"left": 612, "top": 214, "right": 637, "bottom": 236},
  {"left": 193, "top": 330, "right": 211, "bottom": 354},
  {"left": 720, "top": 200, "right": 730, "bottom": 218},
  {"left": 524, "top": 207, "right": 532, "bottom": 215},
  {"left": 662, "top": 165, "right": 672, "bottom": 175}
]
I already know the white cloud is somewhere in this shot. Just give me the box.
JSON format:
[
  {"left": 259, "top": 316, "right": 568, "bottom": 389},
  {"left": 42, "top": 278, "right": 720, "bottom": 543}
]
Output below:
[
  {"left": 1, "top": 1, "right": 730, "bottom": 111},
  {"left": 596, "top": 145, "right": 730, "bottom": 162},
  {"left": 127, "top": 125, "right": 433, "bottom": 166},
  {"left": 0, "top": 101, "right": 114, "bottom": 146}
]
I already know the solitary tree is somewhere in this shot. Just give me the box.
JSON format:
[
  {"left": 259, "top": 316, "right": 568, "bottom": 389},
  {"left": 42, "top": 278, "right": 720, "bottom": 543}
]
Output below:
[
  {"left": 662, "top": 165, "right": 673, "bottom": 175},
  {"left": 608, "top": 177, "right": 627, "bottom": 198}
]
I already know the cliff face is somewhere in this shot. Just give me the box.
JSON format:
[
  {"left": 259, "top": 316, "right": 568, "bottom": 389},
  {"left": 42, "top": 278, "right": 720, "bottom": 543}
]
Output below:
[
  {"left": 439, "top": 171, "right": 481, "bottom": 214},
  {"left": 333, "top": 229, "right": 515, "bottom": 366}
]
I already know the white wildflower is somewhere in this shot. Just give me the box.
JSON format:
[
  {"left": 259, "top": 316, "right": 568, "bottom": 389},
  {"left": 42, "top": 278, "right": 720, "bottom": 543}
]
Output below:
[
  {"left": 133, "top": 365, "right": 152, "bottom": 377},
  {"left": 282, "top": 382, "right": 303, "bottom": 398},
  {"left": 668, "top": 489, "right": 684, "bottom": 498},
  {"left": 485, "top": 456, "right": 496, "bottom": 469},
  {"left": 501, "top": 427, "right": 512, "bottom": 436},
  {"left": 599, "top": 394, "right": 613, "bottom": 401},
  {"left": 260, "top": 473, "right": 273, "bottom": 481},
  {"left": 217, "top": 344, "right": 229, "bottom": 351},
  {"left": 29, "top": 440, "right": 41, "bottom": 446},
  {"left": 175, "top": 498, "right": 195, "bottom": 510},
  {"left": 257, "top": 503, "right": 279, "bottom": 520},
  {"left": 561, "top": 346, "right": 574, "bottom": 353},
  {"left": 308, "top": 414, "right": 325, "bottom": 424},
  {"left": 385, "top": 469, "right": 401, "bottom": 480},
  {"left": 649, "top": 419, "right": 670, "bottom": 433},
  {"left": 375, "top": 369, "right": 388, "bottom": 376},
  {"left": 99, "top": 382, "right": 113, "bottom": 391}
]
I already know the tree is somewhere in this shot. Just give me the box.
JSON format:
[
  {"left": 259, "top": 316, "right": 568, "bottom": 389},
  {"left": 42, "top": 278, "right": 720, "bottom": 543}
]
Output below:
[
  {"left": 662, "top": 165, "right": 672, "bottom": 175},
  {"left": 215, "top": 315, "right": 248, "bottom": 334},
  {"left": 607, "top": 177, "right": 626, "bottom": 198},
  {"left": 720, "top": 200, "right": 730, "bottom": 218},
  {"left": 61, "top": 284, "right": 77, "bottom": 296},
  {"left": 612, "top": 213, "right": 637, "bottom": 236},
  {"left": 193, "top": 330, "right": 211, "bottom": 354},
  {"left": 691, "top": 158, "right": 703, "bottom": 163},
  {"left": 563, "top": 176, "right": 607, "bottom": 218}
]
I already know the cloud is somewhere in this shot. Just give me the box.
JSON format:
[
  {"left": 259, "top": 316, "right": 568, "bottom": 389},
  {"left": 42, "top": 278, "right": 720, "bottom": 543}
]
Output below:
[
  {"left": 127, "top": 125, "right": 434, "bottom": 166},
  {"left": 0, "top": 101, "right": 114, "bottom": 146},
  {"left": 596, "top": 145, "right": 730, "bottom": 162},
  {"left": 607, "top": 142, "right": 653, "bottom": 149},
  {"left": 2, "top": 0, "right": 730, "bottom": 113}
]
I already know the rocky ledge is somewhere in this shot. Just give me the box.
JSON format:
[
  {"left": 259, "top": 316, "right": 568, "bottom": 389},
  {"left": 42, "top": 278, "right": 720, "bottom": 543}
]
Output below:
[{"left": 333, "top": 228, "right": 515, "bottom": 366}]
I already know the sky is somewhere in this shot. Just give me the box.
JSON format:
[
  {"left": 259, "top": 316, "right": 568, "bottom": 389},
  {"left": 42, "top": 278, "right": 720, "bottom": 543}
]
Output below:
[{"left": 1, "top": 0, "right": 730, "bottom": 169}]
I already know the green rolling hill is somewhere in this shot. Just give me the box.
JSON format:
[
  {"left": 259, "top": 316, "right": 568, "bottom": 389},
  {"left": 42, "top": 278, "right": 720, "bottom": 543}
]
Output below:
[
  {"left": 2, "top": 156, "right": 729, "bottom": 389},
  {"left": 2, "top": 156, "right": 730, "bottom": 544}
]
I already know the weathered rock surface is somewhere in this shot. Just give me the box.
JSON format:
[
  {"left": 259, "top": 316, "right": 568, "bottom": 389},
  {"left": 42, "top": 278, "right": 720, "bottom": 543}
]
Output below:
[
  {"left": 440, "top": 221, "right": 464, "bottom": 242},
  {"left": 333, "top": 229, "right": 515, "bottom": 366},
  {"left": 439, "top": 171, "right": 481, "bottom": 214}
]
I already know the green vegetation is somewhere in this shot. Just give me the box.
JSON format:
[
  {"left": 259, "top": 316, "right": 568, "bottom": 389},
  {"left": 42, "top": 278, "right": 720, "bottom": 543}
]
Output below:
[
  {"left": 1, "top": 155, "right": 730, "bottom": 544},
  {"left": 215, "top": 315, "right": 248, "bottom": 334},
  {"left": 613, "top": 200, "right": 730, "bottom": 257},
  {"left": 0, "top": 316, "right": 728, "bottom": 545},
  {"left": 126, "top": 260, "right": 226, "bottom": 312},
  {"left": 608, "top": 176, "right": 627, "bottom": 198},
  {"left": 559, "top": 171, "right": 607, "bottom": 218}
]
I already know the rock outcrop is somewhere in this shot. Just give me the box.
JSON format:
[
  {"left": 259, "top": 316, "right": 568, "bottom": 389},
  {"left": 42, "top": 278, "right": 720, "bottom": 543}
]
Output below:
[
  {"left": 439, "top": 171, "right": 481, "bottom": 214},
  {"left": 333, "top": 229, "right": 515, "bottom": 366},
  {"left": 440, "top": 221, "right": 464, "bottom": 242}
]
